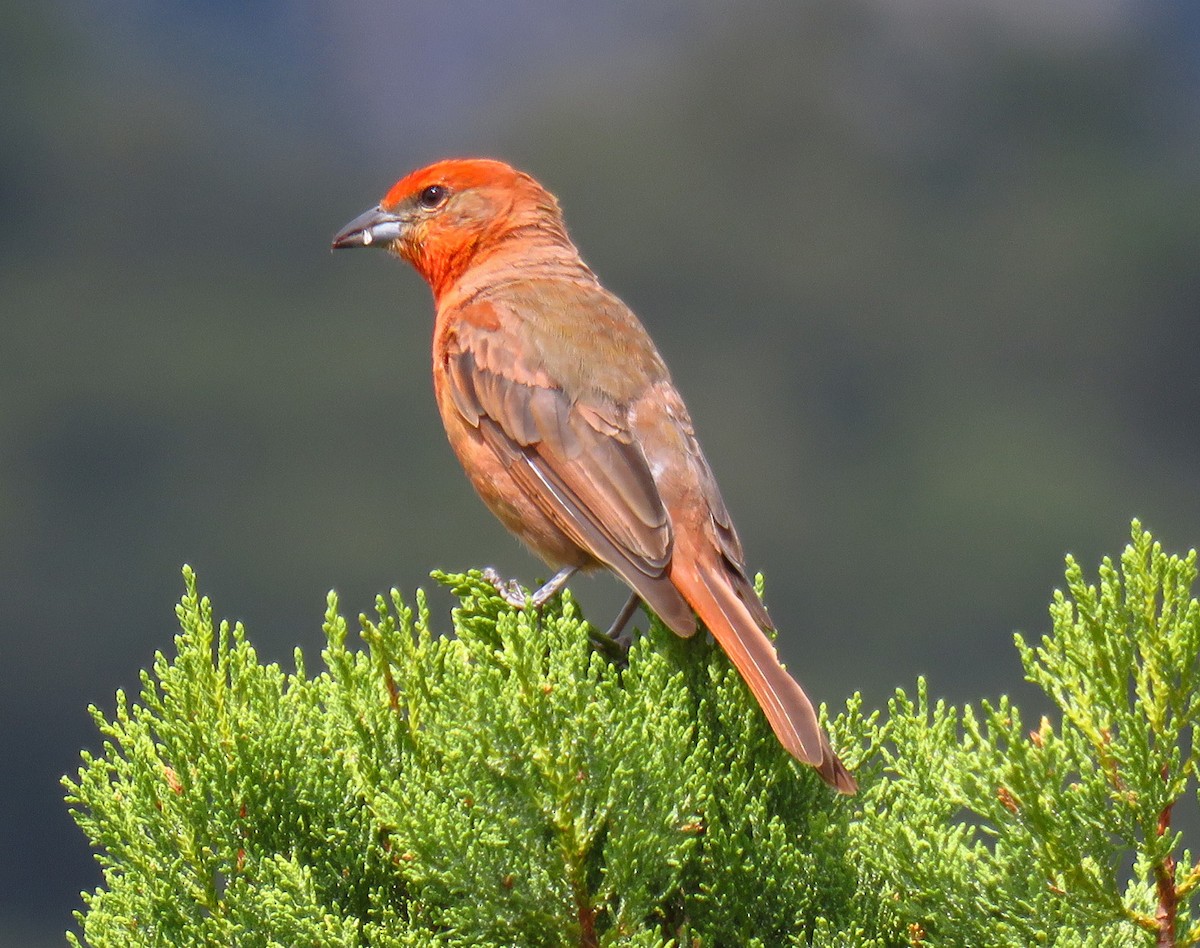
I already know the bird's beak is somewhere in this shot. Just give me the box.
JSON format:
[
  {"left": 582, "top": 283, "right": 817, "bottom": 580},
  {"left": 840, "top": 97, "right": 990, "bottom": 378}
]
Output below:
[{"left": 331, "top": 206, "right": 406, "bottom": 250}]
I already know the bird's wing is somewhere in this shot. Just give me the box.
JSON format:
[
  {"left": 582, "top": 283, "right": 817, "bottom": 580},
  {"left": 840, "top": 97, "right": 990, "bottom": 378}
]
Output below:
[
  {"left": 638, "top": 381, "right": 776, "bottom": 634},
  {"left": 441, "top": 310, "right": 695, "bottom": 633}
]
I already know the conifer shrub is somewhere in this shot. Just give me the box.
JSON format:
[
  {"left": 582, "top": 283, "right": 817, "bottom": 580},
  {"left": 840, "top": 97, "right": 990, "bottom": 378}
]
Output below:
[{"left": 65, "top": 522, "right": 1200, "bottom": 946}]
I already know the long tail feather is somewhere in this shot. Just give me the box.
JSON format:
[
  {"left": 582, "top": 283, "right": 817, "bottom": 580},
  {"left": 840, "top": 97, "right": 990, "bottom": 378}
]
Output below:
[{"left": 670, "top": 551, "right": 856, "bottom": 794}]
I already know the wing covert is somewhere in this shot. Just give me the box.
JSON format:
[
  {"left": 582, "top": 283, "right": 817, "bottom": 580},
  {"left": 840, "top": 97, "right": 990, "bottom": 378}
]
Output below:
[{"left": 438, "top": 310, "right": 699, "bottom": 636}]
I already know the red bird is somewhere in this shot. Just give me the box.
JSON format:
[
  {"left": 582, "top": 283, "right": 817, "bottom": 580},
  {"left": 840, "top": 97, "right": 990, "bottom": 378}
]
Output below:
[{"left": 333, "top": 159, "right": 854, "bottom": 793}]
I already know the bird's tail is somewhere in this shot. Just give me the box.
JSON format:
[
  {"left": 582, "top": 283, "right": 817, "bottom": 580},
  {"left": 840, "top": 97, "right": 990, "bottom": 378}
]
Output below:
[{"left": 669, "top": 547, "right": 856, "bottom": 794}]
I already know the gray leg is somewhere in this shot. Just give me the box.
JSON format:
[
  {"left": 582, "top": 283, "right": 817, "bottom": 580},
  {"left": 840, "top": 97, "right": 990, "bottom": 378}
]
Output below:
[
  {"left": 587, "top": 592, "right": 641, "bottom": 663},
  {"left": 530, "top": 566, "right": 579, "bottom": 607},
  {"left": 605, "top": 592, "right": 641, "bottom": 642}
]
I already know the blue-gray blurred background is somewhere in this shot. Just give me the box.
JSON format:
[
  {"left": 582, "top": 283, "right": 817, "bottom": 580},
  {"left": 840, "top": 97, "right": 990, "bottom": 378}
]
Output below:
[{"left": 4, "top": 1, "right": 1199, "bottom": 942}]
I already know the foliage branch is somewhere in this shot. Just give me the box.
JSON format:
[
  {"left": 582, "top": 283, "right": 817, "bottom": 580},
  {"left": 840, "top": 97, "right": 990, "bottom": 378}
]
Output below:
[{"left": 65, "top": 522, "right": 1200, "bottom": 946}]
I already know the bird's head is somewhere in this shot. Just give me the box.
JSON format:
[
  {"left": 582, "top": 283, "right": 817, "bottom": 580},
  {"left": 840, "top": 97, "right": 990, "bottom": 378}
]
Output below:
[{"left": 332, "top": 158, "right": 566, "bottom": 296}]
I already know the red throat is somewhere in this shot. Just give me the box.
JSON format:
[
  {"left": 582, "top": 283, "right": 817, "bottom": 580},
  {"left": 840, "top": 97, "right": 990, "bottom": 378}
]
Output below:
[{"left": 405, "top": 226, "right": 484, "bottom": 301}]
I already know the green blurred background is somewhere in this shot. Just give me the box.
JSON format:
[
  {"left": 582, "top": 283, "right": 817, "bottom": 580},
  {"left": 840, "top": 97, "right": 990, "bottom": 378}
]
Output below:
[{"left": 4, "top": 1, "right": 1198, "bottom": 942}]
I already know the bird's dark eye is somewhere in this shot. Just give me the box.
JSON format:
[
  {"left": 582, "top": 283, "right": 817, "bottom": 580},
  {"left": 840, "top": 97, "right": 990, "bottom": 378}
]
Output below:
[{"left": 417, "top": 184, "right": 448, "bottom": 209}]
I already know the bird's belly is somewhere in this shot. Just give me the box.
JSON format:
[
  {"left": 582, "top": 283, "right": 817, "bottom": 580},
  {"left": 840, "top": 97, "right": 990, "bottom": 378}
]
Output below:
[{"left": 440, "top": 403, "right": 594, "bottom": 569}]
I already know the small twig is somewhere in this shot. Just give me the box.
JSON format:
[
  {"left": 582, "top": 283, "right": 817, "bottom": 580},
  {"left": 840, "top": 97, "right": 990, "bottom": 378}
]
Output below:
[
  {"left": 1155, "top": 795, "right": 1178, "bottom": 948},
  {"left": 381, "top": 664, "right": 400, "bottom": 712},
  {"left": 575, "top": 878, "right": 598, "bottom": 948}
]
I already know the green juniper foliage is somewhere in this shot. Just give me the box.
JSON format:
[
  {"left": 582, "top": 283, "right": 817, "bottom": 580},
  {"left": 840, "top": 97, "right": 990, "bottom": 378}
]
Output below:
[{"left": 66, "top": 522, "right": 1200, "bottom": 946}]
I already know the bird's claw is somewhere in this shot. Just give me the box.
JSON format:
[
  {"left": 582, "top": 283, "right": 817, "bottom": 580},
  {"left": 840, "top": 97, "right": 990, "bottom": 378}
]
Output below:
[
  {"left": 588, "top": 626, "right": 630, "bottom": 664},
  {"left": 483, "top": 565, "right": 578, "bottom": 610},
  {"left": 482, "top": 567, "right": 529, "bottom": 609}
]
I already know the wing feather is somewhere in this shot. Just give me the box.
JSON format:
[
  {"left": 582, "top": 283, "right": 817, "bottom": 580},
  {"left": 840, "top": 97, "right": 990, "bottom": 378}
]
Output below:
[{"left": 442, "top": 310, "right": 693, "bottom": 632}]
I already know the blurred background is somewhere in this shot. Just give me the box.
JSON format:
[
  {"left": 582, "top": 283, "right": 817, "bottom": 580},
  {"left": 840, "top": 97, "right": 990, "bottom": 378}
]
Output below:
[{"left": 4, "top": 0, "right": 1199, "bottom": 942}]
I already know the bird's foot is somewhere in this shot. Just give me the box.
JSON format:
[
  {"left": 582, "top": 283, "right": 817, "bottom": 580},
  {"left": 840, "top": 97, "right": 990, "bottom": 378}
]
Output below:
[
  {"left": 482, "top": 567, "right": 527, "bottom": 609},
  {"left": 585, "top": 592, "right": 641, "bottom": 664},
  {"left": 483, "top": 565, "right": 578, "bottom": 610},
  {"left": 587, "top": 626, "right": 629, "bottom": 663}
]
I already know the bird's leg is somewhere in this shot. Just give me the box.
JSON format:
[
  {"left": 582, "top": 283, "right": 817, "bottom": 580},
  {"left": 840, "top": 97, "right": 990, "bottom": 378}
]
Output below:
[
  {"left": 604, "top": 592, "right": 641, "bottom": 645},
  {"left": 483, "top": 565, "right": 578, "bottom": 610},
  {"left": 529, "top": 565, "right": 578, "bottom": 606},
  {"left": 584, "top": 593, "right": 642, "bottom": 664}
]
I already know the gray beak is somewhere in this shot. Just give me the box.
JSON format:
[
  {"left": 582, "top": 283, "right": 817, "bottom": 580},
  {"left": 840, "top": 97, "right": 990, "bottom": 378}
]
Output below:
[{"left": 331, "top": 206, "right": 405, "bottom": 250}]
